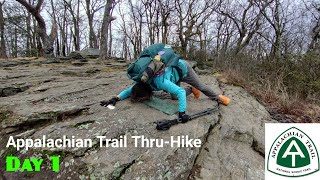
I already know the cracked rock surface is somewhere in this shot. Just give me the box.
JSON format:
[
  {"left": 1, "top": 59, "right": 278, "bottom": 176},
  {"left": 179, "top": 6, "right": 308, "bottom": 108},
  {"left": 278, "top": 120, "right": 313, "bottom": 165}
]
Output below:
[{"left": 0, "top": 59, "right": 274, "bottom": 179}]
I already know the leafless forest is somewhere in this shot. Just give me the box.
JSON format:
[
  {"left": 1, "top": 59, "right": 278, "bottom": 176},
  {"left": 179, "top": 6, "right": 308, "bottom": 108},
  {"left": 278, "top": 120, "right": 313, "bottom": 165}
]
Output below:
[{"left": 0, "top": 0, "right": 319, "bottom": 119}]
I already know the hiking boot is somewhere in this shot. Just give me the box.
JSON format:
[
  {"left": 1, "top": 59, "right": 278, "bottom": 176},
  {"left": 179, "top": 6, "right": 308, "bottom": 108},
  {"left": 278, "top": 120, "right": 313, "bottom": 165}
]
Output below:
[
  {"left": 218, "top": 95, "right": 230, "bottom": 105},
  {"left": 191, "top": 86, "right": 200, "bottom": 99}
]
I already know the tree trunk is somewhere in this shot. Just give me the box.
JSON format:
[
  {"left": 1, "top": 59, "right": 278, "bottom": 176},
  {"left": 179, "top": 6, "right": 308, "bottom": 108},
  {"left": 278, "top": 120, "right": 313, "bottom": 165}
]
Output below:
[
  {"left": 176, "top": 4, "right": 188, "bottom": 57},
  {"left": 122, "top": 36, "right": 128, "bottom": 60},
  {"left": 138, "top": 12, "right": 143, "bottom": 55},
  {"left": 36, "top": 31, "right": 43, "bottom": 56},
  {"left": 76, "top": 0, "right": 80, "bottom": 50},
  {"left": 32, "top": 16, "right": 37, "bottom": 50},
  {"left": 85, "top": 0, "right": 100, "bottom": 49},
  {"left": 9, "top": 31, "right": 14, "bottom": 57},
  {"left": 272, "top": 0, "right": 282, "bottom": 60},
  {"left": 86, "top": 0, "right": 92, "bottom": 48},
  {"left": 162, "top": 18, "right": 169, "bottom": 44},
  {"left": 0, "top": 1, "right": 7, "bottom": 58},
  {"left": 88, "top": 14, "right": 97, "bottom": 48},
  {"left": 65, "top": 0, "right": 80, "bottom": 51},
  {"left": 14, "top": 27, "right": 18, "bottom": 57},
  {"left": 108, "top": 22, "right": 112, "bottom": 57},
  {"left": 26, "top": 12, "right": 32, "bottom": 56},
  {"left": 108, "top": 4, "right": 114, "bottom": 57},
  {"left": 100, "top": 0, "right": 114, "bottom": 60},
  {"left": 55, "top": 36, "right": 59, "bottom": 56},
  {"left": 63, "top": 0, "right": 80, "bottom": 51},
  {"left": 16, "top": 0, "right": 54, "bottom": 57},
  {"left": 158, "top": 0, "right": 170, "bottom": 44},
  {"left": 271, "top": 30, "right": 282, "bottom": 60},
  {"left": 143, "top": 1, "right": 155, "bottom": 45},
  {"left": 62, "top": 1, "right": 67, "bottom": 56},
  {"left": 69, "top": 27, "right": 73, "bottom": 52},
  {"left": 88, "top": 14, "right": 93, "bottom": 48}
]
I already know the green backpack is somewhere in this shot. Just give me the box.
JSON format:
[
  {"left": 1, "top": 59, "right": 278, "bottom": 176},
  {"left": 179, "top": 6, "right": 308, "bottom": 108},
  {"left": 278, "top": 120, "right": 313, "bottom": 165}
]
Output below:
[{"left": 127, "top": 43, "right": 180, "bottom": 82}]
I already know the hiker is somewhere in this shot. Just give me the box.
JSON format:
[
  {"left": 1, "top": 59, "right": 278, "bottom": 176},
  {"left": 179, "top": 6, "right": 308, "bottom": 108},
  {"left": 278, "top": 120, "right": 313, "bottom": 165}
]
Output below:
[{"left": 100, "top": 44, "right": 230, "bottom": 122}]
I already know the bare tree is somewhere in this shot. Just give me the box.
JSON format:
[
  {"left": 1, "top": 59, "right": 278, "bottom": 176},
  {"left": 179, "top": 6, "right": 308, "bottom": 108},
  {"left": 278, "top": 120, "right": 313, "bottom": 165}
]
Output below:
[
  {"left": 118, "top": 4, "right": 133, "bottom": 60},
  {"left": 255, "top": 0, "right": 293, "bottom": 60},
  {"left": 215, "top": 15, "right": 234, "bottom": 57},
  {"left": 5, "top": 2, "right": 38, "bottom": 57},
  {"left": 117, "top": 0, "right": 144, "bottom": 58},
  {"left": 100, "top": 0, "right": 116, "bottom": 59},
  {"left": 158, "top": 0, "right": 174, "bottom": 44},
  {"left": 25, "top": 5, "right": 34, "bottom": 56},
  {"left": 306, "top": 1, "right": 320, "bottom": 52},
  {"left": 130, "top": 0, "right": 145, "bottom": 57},
  {"left": 64, "top": 0, "right": 81, "bottom": 51},
  {"left": 0, "top": 0, "right": 315, "bottom": 61},
  {"left": 108, "top": 1, "right": 118, "bottom": 57},
  {"left": 54, "top": 0, "right": 70, "bottom": 56},
  {"left": 174, "top": 0, "right": 218, "bottom": 57},
  {"left": 15, "top": 0, "right": 56, "bottom": 57},
  {"left": 49, "top": 0, "right": 59, "bottom": 56},
  {"left": 83, "top": 0, "right": 104, "bottom": 48},
  {"left": 141, "top": 0, "right": 159, "bottom": 45},
  {"left": 217, "top": 0, "right": 273, "bottom": 56}
]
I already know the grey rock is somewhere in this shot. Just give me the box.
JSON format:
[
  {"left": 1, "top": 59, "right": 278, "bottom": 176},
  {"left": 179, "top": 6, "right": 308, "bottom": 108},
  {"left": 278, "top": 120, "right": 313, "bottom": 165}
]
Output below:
[
  {"left": 69, "top": 48, "right": 100, "bottom": 59},
  {"left": 79, "top": 48, "right": 100, "bottom": 59},
  {"left": 69, "top": 51, "right": 85, "bottom": 59},
  {"left": 15, "top": 129, "right": 36, "bottom": 138},
  {"left": 0, "top": 60, "right": 29, "bottom": 67},
  {"left": 194, "top": 67, "right": 212, "bottom": 75},
  {"left": 43, "top": 58, "right": 63, "bottom": 64},
  {"left": 0, "top": 59, "right": 272, "bottom": 180},
  {"left": 0, "top": 83, "right": 31, "bottom": 97},
  {"left": 72, "top": 59, "right": 89, "bottom": 66},
  {"left": 58, "top": 56, "right": 72, "bottom": 61},
  {"left": 191, "top": 85, "right": 273, "bottom": 180}
]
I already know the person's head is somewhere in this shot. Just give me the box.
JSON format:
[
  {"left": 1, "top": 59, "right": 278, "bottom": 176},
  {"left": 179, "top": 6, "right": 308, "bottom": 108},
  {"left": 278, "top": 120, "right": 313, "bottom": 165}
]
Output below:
[{"left": 131, "top": 82, "right": 153, "bottom": 102}]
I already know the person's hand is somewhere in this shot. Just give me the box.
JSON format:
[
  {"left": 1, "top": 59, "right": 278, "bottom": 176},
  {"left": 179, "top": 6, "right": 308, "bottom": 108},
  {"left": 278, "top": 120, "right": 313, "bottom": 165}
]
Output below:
[
  {"left": 100, "top": 97, "right": 119, "bottom": 107},
  {"left": 178, "top": 112, "right": 190, "bottom": 123}
]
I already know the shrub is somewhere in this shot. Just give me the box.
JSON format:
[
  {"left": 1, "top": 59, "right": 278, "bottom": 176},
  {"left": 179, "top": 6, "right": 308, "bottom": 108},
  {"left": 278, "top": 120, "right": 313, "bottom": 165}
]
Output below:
[{"left": 212, "top": 51, "right": 320, "bottom": 122}]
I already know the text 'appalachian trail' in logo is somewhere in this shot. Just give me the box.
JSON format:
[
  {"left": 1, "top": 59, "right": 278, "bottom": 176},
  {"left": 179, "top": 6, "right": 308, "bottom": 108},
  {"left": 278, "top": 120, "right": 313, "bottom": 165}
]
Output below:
[{"left": 266, "top": 125, "right": 320, "bottom": 178}]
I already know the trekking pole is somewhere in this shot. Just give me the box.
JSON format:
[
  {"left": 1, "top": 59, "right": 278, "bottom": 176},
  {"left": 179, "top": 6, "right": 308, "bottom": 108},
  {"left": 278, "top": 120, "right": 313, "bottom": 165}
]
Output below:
[{"left": 155, "top": 107, "right": 219, "bottom": 130}]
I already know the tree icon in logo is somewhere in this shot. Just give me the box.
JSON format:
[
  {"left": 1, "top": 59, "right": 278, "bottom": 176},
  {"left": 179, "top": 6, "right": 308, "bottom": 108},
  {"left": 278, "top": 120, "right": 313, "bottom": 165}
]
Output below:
[{"left": 277, "top": 137, "right": 310, "bottom": 168}]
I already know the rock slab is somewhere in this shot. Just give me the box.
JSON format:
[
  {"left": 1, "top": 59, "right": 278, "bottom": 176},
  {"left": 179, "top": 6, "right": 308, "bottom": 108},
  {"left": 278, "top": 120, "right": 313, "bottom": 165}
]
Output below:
[{"left": 0, "top": 58, "right": 273, "bottom": 180}]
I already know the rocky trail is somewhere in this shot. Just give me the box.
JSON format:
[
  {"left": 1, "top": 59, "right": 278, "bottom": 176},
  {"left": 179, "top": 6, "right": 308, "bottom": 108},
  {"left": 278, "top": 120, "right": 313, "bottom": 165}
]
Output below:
[{"left": 0, "top": 58, "right": 275, "bottom": 180}]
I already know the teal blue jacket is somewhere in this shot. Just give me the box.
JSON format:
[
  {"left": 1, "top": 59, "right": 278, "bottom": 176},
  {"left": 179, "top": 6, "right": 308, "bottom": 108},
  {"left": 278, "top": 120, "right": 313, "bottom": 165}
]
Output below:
[{"left": 118, "top": 60, "right": 188, "bottom": 112}]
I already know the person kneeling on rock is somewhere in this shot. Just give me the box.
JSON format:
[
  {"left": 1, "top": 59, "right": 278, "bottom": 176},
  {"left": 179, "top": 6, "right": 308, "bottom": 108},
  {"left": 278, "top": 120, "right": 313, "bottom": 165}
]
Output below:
[{"left": 100, "top": 58, "right": 230, "bottom": 122}]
